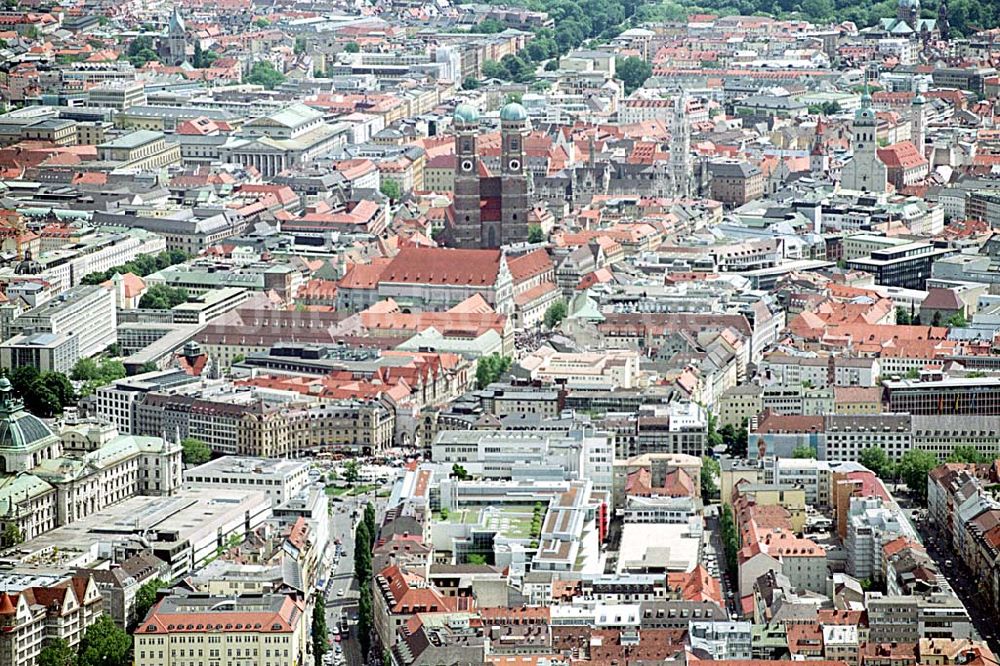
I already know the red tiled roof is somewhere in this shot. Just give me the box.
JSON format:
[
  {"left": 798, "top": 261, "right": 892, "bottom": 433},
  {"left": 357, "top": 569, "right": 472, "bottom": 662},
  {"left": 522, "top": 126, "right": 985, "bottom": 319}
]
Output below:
[
  {"left": 877, "top": 141, "right": 928, "bottom": 169},
  {"left": 143, "top": 595, "right": 304, "bottom": 633},
  {"left": 380, "top": 247, "right": 502, "bottom": 287},
  {"left": 507, "top": 249, "right": 553, "bottom": 283}
]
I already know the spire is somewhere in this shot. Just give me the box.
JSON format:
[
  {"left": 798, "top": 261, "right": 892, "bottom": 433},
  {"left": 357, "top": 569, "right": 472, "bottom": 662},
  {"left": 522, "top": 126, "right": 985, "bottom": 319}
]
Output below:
[
  {"left": 861, "top": 79, "right": 872, "bottom": 109},
  {"left": 811, "top": 118, "right": 825, "bottom": 156},
  {"left": 0, "top": 593, "right": 14, "bottom": 616},
  {"left": 168, "top": 5, "right": 186, "bottom": 35}
]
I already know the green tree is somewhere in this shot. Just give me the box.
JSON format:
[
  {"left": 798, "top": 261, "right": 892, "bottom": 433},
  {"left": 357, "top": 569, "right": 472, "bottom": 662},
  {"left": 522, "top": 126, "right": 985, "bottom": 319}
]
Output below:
[
  {"left": 254, "top": 17, "right": 270, "bottom": 27},
  {"left": 467, "top": 553, "right": 488, "bottom": 565},
  {"left": 37, "top": 638, "right": 75, "bottom": 666},
  {"left": 898, "top": 449, "right": 938, "bottom": 502},
  {"left": 462, "top": 76, "right": 481, "bottom": 90},
  {"left": 706, "top": 412, "right": 723, "bottom": 450},
  {"left": 380, "top": 180, "right": 401, "bottom": 200},
  {"left": 139, "top": 284, "right": 189, "bottom": 309},
  {"left": 81, "top": 250, "right": 189, "bottom": 285},
  {"left": 343, "top": 459, "right": 360, "bottom": 485},
  {"left": 40, "top": 372, "right": 75, "bottom": 409},
  {"left": 481, "top": 60, "right": 507, "bottom": 79},
  {"left": 615, "top": 56, "right": 652, "bottom": 94},
  {"left": 946, "top": 312, "right": 968, "bottom": 328},
  {"left": 947, "top": 446, "right": 987, "bottom": 464},
  {"left": 471, "top": 17, "right": 506, "bottom": 32},
  {"left": 180, "top": 438, "right": 211, "bottom": 465},
  {"left": 77, "top": 615, "right": 131, "bottom": 666},
  {"left": 9, "top": 365, "right": 39, "bottom": 395},
  {"left": 859, "top": 447, "right": 894, "bottom": 478},
  {"left": 896, "top": 307, "right": 913, "bottom": 325},
  {"left": 312, "top": 597, "right": 328, "bottom": 661},
  {"left": 544, "top": 300, "right": 567, "bottom": 328},
  {"left": 719, "top": 422, "right": 748, "bottom": 457},
  {"left": 720, "top": 504, "right": 738, "bottom": 580},
  {"left": 24, "top": 383, "right": 61, "bottom": 417},
  {"left": 528, "top": 224, "right": 544, "bottom": 243},
  {"left": 364, "top": 502, "right": 377, "bottom": 543},
  {"left": 134, "top": 578, "right": 167, "bottom": 623},
  {"left": 792, "top": 445, "right": 817, "bottom": 459},
  {"left": 354, "top": 520, "right": 371, "bottom": 583},
  {"left": 294, "top": 36, "right": 306, "bottom": 55},
  {"left": 808, "top": 101, "right": 841, "bottom": 115},
  {"left": 1, "top": 523, "right": 22, "bottom": 548},
  {"left": 139, "top": 361, "right": 159, "bottom": 373},
  {"left": 544, "top": 59, "right": 559, "bottom": 71},
  {"left": 246, "top": 61, "right": 285, "bottom": 89},
  {"left": 905, "top": 367, "right": 920, "bottom": 380},
  {"left": 475, "top": 354, "right": 512, "bottom": 389},
  {"left": 358, "top": 583, "right": 373, "bottom": 659},
  {"left": 344, "top": 41, "right": 360, "bottom": 53},
  {"left": 701, "top": 456, "right": 720, "bottom": 499},
  {"left": 451, "top": 463, "right": 469, "bottom": 480}
]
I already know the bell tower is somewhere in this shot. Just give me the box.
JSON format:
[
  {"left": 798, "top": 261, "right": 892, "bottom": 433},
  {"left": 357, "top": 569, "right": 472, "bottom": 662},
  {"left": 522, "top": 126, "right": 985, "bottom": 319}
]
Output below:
[
  {"left": 499, "top": 101, "right": 530, "bottom": 247},
  {"left": 451, "top": 104, "right": 482, "bottom": 249}
]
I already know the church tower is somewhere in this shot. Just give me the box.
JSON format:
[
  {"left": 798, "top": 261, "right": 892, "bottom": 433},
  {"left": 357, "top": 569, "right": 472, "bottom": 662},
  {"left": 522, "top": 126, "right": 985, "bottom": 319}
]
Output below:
[
  {"left": 840, "top": 86, "right": 887, "bottom": 193},
  {"left": 911, "top": 94, "right": 926, "bottom": 157},
  {"left": 939, "top": 0, "right": 950, "bottom": 39},
  {"left": 810, "top": 117, "right": 829, "bottom": 175},
  {"left": 164, "top": 6, "right": 188, "bottom": 66},
  {"left": 451, "top": 104, "right": 482, "bottom": 249},
  {"left": 669, "top": 91, "right": 691, "bottom": 198},
  {"left": 498, "top": 101, "right": 530, "bottom": 247},
  {"left": 898, "top": 0, "right": 919, "bottom": 30}
]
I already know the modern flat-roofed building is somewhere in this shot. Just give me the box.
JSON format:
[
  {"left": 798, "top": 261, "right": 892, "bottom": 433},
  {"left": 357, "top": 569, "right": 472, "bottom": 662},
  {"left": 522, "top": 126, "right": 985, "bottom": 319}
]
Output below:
[
  {"left": 883, "top": 376, "right": 1000, "bottom": 415},
  {"left": 86, "top": 81, "right": 147, "bottom": 110},
  {"left": 0, "top": 331, "right": 78, "bottom": 373},
  {"left": 846, "top": 241, "right": 955, "bottom": 290},
  {"left": 184, "top": 457, "right": 311, "bottom": 506},
  {"left": 6, "top": 284, "right": 116, "bottom": 361}
]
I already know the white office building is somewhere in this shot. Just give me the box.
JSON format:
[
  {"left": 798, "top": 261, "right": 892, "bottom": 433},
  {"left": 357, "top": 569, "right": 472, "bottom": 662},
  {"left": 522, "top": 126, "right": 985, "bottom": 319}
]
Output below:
[{"left": 184, "top": 457, "right": 312, "bottom": 506}]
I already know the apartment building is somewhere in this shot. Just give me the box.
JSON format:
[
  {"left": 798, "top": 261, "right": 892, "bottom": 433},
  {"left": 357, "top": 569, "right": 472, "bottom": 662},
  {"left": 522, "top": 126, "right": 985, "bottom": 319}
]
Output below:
[
  {"left": 0, "top": 575, "right": 104, "bottom": 665},
  {"left": 134, "top": 591, "right": 308, "bottom": 666},
  {"left": 866, "top": 593, "right": 972, "bottom": 643},
  {"left": 845, "top": 496, "right": 914, "bottom": 581},
  {"left": 132, "top": 390, "right": 395, "bottom": 457}
]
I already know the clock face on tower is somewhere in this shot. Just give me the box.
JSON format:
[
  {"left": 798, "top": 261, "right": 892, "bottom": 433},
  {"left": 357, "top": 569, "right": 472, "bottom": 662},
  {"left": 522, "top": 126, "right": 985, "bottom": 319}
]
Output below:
[
  {"left": 508, "top": 159, "right": 521, "bottom": 172},
  {"left": 461, "top": 159, "right": 474, "bottom": 172}
]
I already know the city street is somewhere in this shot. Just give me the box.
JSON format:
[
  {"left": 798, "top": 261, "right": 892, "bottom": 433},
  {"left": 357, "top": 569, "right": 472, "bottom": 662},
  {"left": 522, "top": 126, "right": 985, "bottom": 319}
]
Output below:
[
  {"left": 323, "top": 489, "right": 388, "bottom": 666},
  {"left": 704, "top": 505, "right": 739, "bottom": 618},
  {"left": 917, "top": 520, "right": 998, "bottom": 655}
]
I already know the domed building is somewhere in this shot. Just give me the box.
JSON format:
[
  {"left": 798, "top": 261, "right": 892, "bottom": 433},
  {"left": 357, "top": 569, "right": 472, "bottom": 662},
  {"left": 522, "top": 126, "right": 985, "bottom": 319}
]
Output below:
[
  {"left": 0, "top": 379, "right": 61, "bottom": 474},
  {"left": 445, "top": 101, "right": 531, "bottom": 249},
  {"left": 0, "top": 380, "right": 182, "bottom": 542}
]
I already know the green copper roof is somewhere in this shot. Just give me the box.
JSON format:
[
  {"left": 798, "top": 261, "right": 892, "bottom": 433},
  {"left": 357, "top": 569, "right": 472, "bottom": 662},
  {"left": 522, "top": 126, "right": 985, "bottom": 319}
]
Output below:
[
  {"left": 453, "top": 103, "right": 480, "bottom": 125},
  {"left": 0, "top": 382, "right": 57, "bottom": 451},
  {"left": 499, "top": 102, "right": 528, "bottom": 122}
]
